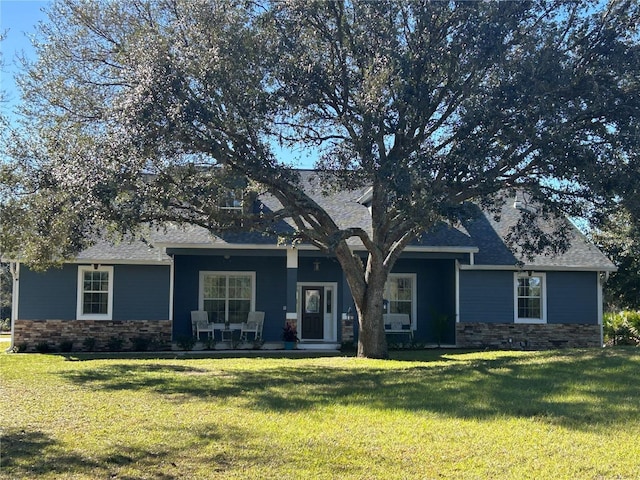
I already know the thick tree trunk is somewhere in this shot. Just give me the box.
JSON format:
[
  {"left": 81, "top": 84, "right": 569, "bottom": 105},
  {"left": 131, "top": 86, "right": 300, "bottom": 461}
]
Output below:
[
  {"left": 354, "top": 276, "right": 388, "bottom": 358},
  {"left": 334, "top": 243, "right": 390, "bottom": 358}
]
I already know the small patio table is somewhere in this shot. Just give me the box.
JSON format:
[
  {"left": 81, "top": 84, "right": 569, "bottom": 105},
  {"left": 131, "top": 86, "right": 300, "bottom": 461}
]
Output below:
[{"left": 220, "top": 328, "right": 234, "bottom": 344}]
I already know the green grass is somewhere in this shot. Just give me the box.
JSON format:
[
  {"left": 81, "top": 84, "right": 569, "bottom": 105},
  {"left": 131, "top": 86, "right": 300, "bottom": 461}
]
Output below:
[{"left": 1, "top": 345, "right": 639, "bottom": 479}]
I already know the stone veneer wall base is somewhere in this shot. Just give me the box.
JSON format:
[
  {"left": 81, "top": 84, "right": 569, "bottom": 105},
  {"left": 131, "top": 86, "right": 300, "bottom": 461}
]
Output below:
[
  {"left": 341, "top": 318, "right": 354, "bottom": 343},
  {"left": 13, "top": 319, "right": 172, "bottom": 352},
  {"left": 456, "top": 322, "right": 602, "bottom": 349}
]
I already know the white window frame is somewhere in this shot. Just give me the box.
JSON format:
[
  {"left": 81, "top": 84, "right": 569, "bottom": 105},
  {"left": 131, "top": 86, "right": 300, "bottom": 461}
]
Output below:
[
  {"left": 198, "top": 271, "right": 256, "bottom": 323},
  {"left": 77, "top": 265, "right": 114, "bottom": 320},
  {"left": 514, "top": 272, "right": 547, "bottom": 324},
  {"left": 384, "top": 273, "right": 417, "bottom": 330}
]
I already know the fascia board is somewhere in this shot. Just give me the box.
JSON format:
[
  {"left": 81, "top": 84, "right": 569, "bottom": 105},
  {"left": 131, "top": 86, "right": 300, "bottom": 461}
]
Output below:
[
  {"left": 70, "top": 258, "right": 172, "bottom": 265},
  {"left": 157, "top": 241, "right": 479, "bottom": 255},
  {"left": 459, "top": 264, "right": 618, "bottom": 272}
]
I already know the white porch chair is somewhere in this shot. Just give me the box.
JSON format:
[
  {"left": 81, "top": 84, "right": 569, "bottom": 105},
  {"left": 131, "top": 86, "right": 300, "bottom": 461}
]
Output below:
[
  {"left": 383, "top": 313, "right": 413, "bottom": 342},
  {"left": 240, "top": 311, "right": 265, "bottom": 342},
  {"left": 191, "top": 310, "right": 214, "bottom": 339}
]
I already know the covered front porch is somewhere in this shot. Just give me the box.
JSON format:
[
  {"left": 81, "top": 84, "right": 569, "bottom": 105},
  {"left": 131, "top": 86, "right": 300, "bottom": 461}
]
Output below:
[
  {"left": 168, "top": 245, "right": 352, "bottom": 349},
  {"left": 166, "top": 244, "right": 462, "bottom": 349}
]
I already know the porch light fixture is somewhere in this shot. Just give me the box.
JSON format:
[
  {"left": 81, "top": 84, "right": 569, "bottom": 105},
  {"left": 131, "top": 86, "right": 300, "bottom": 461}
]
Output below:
[
  {"left": 92, "top": 263, "right": 100, "bottom": 270},
  {"left": 313, "top": 259, "right": 320, "bottom": 271}
]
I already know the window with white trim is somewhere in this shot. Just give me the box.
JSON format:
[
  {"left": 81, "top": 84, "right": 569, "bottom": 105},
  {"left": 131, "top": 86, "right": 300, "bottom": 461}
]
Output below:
[
  {"left": 514, "top": 272, "right": 546, "bottom": 323},
  {"left": 199, "top": 272, "right": 255, "bottom": 323},
  {"left": 77, "top": 266, "right": 114, "bottom": 320},
  {"left": 384, "top": 274, "right": 417, "bottom": 328}
]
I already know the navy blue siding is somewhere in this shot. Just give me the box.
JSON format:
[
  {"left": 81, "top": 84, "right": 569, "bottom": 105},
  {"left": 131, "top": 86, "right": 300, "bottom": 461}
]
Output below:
[
  {"left": 460, "top": 270, "right": 600, "bottom": 325},
  {"left": 19, "top": 265, "right": 78, "bottom": 320},
  {"left": 18, "top": 264, "right": 170, "bottom": 320},
  {"left": 296, "top": 256, "right": 344, "bottom": 283},
  {"left": 112, "top": 265, "right": 170, "bottom": 320},
  {"left": 546, "top": 271, "right": 598, "bottom": 324},
  {"left": 459, "top": 270, "right": 514, "bottom": 323}
]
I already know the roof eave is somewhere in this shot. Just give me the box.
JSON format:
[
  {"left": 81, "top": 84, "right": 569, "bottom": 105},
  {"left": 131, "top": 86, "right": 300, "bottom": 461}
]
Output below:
[{"left": 459, "top": 263, "right": 617, "bottom": 272}]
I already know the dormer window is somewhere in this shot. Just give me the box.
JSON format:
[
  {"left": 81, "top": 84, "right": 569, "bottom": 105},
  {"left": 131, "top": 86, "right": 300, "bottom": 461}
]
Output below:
[
  {"left": 217, "top": 186, "right": 256, "bottom": 228},
  {"left": 220, "top": 189, "right": 244, "bottom": 212}
]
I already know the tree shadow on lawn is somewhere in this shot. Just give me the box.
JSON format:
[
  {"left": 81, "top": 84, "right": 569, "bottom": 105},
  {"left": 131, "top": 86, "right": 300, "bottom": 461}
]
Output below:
[
  {"left": 1, "top": 424, "right": 258, "bottom": 479},
  {"left": 58, "top": 349, "right": 640, "bottom": 431},
  {"left": 1, "top": 428, "right": 105, "bottom": 479}
]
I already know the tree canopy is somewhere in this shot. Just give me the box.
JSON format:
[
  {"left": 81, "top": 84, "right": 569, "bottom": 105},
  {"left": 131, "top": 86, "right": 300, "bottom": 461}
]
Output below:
[{"left": 2, "top": 0, "right": 639, "bottom": 357}]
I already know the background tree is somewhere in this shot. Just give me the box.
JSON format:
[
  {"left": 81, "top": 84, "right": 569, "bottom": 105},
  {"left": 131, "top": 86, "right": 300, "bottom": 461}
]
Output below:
[
  {"left": 1, "top": 32, "right": 15, "bottom": 326},
  {"left": 2, "top": 0, "right": 639, "bottom": 358},
  {"left": 0, "top": 263, "right": 11, "bottom": 324},
  {"left": 593, "top": 207, "right": 640, "bottom": 311},
  {"left": 592, "top": 153, "right": 640, "bottom": 311}
]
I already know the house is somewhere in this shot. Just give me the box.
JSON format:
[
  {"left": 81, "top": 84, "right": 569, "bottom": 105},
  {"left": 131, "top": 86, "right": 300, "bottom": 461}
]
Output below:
[{"left": 8, "top": 171, "right": 615, "bottom": 351}]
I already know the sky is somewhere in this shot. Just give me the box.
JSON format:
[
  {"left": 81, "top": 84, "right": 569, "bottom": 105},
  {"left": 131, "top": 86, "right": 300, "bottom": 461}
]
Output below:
[{"left": 1, "top": 0, "right": 50, "bottom": 121}]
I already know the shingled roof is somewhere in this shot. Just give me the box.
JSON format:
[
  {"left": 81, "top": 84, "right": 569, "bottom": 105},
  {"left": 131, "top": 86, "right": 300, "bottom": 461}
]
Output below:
[
  {"left": 463, "top": 200, "right": 616, "bottom": 271},
  {"left": 73, "top": 170, "right": 615, "bottom": 271}
]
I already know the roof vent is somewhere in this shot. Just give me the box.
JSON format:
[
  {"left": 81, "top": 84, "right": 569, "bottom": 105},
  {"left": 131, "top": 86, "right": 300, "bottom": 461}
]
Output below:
[{"left": 513, "top": 194, "right": 538, "bottom": 215}]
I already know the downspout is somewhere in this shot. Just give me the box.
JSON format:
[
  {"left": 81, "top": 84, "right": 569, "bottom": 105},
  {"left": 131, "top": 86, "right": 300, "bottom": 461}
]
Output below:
[
  {"left": 9, "top": 262, "right": 19, "bottom": 351},
  {"left": 168, "top": 252, "right": 175, "bottom": 341},
  {"left": 597, "top": 271, "right": 609, "bottom": 347},
  {"left": 454, "top": 260, "right": 460, "bottom": 347},
  {"left": 455, "top": 260, "right": 460, "bottom": 324}
]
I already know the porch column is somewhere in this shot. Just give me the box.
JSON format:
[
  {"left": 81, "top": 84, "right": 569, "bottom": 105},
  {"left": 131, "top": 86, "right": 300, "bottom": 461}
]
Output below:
[{"left": 286, "top": 248, "right": 298, "bottom": 325}]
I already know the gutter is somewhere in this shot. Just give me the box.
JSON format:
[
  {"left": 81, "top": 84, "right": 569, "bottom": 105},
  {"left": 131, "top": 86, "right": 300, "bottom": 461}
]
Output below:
[
  {"left": 157, "top": 241, "right": 479, "bottom": 255},
  {"left": 458, "top": 264, "right": 618, "bottom": 273},
  {"left": 9, "top": 262, "right": 19, "bottom": 351}
]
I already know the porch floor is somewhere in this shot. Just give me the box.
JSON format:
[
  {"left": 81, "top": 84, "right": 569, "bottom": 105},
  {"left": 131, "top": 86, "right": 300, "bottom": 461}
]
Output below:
[
  {"left": 171, "top": 341, "right": 344, "bottom": 357},
  {"left": 176, "top": 340, "right": 341, "bottom": 353}
]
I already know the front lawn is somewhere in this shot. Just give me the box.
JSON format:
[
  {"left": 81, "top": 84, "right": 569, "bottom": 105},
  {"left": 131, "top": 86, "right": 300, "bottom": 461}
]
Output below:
[{"left": 1, "top": 348, "right": 638, "bottom": 479}]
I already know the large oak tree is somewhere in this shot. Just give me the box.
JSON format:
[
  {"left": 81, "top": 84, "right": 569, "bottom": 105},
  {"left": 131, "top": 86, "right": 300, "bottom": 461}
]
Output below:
[{"left": 2, "top": 0, "right": 639, "bottom": 357}]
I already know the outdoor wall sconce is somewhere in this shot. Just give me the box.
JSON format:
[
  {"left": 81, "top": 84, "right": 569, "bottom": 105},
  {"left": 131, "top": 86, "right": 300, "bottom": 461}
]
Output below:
[{"left": 313, "top": 259, "right": 320, "bottom": 271}]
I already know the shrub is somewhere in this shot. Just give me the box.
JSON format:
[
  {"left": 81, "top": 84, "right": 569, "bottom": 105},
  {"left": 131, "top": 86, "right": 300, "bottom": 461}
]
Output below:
[
  {"left": 13, "top": 342, "right": 28, "bottom": 353},
  {"left": 35, "top": 341, "right": 54, "bottom": 353},
  {"left": 131, "top": 336, "right": 151, "bottom": 351},
  {"left": 604, "top": 311, "right": 640, "bottom": 346},
  {"left": 202, "top": 336, "right": 217, "bottom": 350},
  {"left": 176, "top": 335, "right": 197, "bottom": 351},
  {"left": 82, "top": 337, "right": 97, "bottom": 351},
  {"left": 340, "top": 341, "right": 356, "bottom": 352},
  {"left": 59, "top": 340, "right": 74, "bottom": 353},
  {"left": 1, "top": 318, "right": 11, "bottom": 332},
  {"left": 106, "top": 336, "right": 123, "bottom": 351},
  {"left": 282, "top": 322, "right": 299, "bottom": 342}
]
